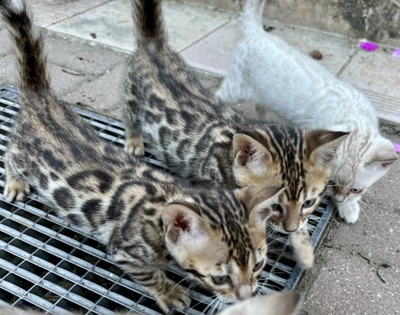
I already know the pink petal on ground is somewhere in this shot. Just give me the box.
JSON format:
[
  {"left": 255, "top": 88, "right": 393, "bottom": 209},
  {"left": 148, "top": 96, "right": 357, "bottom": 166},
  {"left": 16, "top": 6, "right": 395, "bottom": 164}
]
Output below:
[
  {"left": 394, "top": 143, "right": 400, "bottom": 153},
  {"left": 392, "top": 49, "right": 400, "bottom": 59},
  {"left": 358, "top": 41, "right": 379, "bottom": 52}
]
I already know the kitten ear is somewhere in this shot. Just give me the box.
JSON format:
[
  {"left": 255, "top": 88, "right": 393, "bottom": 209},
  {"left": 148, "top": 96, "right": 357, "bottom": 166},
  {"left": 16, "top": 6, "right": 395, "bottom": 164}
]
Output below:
[
  {"left": 219, "top": 291, "right": 302, "bottom": 315},
  {"left": 237, "top": 186, "right": 284, "bottom": 228},
  {"left": 232, "top": 133, "right": 272, "bottom": 175},
  {"left": 304, "top": 130, "right": 349, "bottom": 166},
  {"left": 161, "top": 203, "right": 207, "bottom": 244},
  {"left": 366, "top": 137, "right": 398, "bottom": 167}
]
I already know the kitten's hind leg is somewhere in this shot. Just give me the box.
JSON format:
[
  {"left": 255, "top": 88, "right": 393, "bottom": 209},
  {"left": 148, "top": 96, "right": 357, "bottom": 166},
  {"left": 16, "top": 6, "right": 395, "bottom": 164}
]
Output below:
[
  {"left": 124, "top": 132, "right": 145, "bottom": 156},
  {"left": 4, "top": 166, "right": 30, "bottom": 202},
  {"left": 289, "top": 225, "right": 314, "bottom": 270},
  {"left": 123, "top": 105, "right": 144, "bottom": 156}
]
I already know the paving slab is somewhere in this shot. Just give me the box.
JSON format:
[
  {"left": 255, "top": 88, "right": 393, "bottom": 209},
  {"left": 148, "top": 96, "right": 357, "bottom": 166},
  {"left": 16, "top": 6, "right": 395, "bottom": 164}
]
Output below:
[
  {"left": 340, "top": 48, "right": 400, "bottom": 100},
  {"left": 60, "top": 63, "right": 126, "bottom": 119},
  {"left": 0, "top": 53, "right": 94, "bottom": 95},
  {"left": 339, "top": 48, "right": 400, "bottom": 123},
  {"left": 181, "top": 19, "right": 356, "bottom": 76},
  {"left": 298, "top": 128, "right": 400, "bottom": 315},
  {"left": 48, "top": 0, "right": 233, "bottom": 52},
  {"left": 301, "top": 247, "right": 400, "bottom": 315},
  {"left": 30, "top": 0, "right": 109, "bottom": 27},
  {"left": 0, "top": 28, "right": 12, "bottom": 57},
  {"left": 44, "top": 32, "right": 128, "bottom": 76},
  {"left": 0, "top": 55, "right": 18, "bottom": 87},
  {"left": 330, "top": 178, "right": 400, "bottom": 267}
]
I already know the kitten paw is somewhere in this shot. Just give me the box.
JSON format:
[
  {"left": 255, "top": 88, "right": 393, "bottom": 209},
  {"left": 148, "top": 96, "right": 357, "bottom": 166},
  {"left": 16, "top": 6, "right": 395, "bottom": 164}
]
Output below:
[
  {"left": 337, "top": 200, "right": 360, "bottom": 224},
  {"left": 289, "top": 227, "right": 314, "bottom": 270},
  {"left": 125, "top": 134, "right": 145, "bottom": 156},
  {"left": 4, "top": 178, "right": 30, "bottom": 202},
  {"left": 157, "top": 284, "right": 191, "bottom": 313},
  {"left": 295, "top": 245, "right": 314, "bottom": 270}
]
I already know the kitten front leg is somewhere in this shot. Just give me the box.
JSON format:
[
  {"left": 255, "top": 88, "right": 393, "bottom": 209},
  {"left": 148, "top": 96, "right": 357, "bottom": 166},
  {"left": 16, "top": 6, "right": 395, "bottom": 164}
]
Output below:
[
  {"left": 4, "top": 163, "right": 30, "bottom": 202},
  {"left": 118, "top": 261, "right": 190, "bottom": 313},
  {"left": 145, "top": 269, "right": 191, "bottom": 313},
  {"left": 337, "top": 198, "right": 360, "bottom": 223},
  {"left": 289, "top": 225, "right": 314, "bottom": 270}
]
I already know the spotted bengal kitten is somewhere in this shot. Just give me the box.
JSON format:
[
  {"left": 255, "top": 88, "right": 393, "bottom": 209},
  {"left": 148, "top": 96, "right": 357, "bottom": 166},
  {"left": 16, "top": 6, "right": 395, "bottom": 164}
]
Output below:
[
  {"left": 1, "top": 0, "right": 288, "bottom": 312},
  {"left": 123, "top": 0, "right": 349, "bottom": 269}
]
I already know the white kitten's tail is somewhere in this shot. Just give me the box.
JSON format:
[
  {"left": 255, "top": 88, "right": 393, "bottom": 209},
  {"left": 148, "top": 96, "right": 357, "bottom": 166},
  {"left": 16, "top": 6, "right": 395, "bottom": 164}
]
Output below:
[{"left": 243, "top": 0, "right": 266, "bottom": 34}]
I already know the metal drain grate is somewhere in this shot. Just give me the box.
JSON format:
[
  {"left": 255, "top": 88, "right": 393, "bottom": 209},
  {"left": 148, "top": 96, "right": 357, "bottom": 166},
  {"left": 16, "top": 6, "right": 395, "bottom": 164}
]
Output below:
[{"left": 0, "top": 85, "right": 335, "bottom": 314}]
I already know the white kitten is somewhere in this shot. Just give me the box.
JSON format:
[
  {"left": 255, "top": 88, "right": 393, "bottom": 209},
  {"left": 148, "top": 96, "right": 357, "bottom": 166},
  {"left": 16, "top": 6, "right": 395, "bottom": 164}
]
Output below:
[{"left": 216, "top": 0, "right": 397, "bottom": 224}]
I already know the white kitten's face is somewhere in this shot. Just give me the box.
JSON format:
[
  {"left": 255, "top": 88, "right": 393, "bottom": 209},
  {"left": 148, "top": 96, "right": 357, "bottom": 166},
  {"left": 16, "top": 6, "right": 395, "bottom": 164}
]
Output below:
[{"left": 328, "top": 153, "right": 393, "bottom": 203}]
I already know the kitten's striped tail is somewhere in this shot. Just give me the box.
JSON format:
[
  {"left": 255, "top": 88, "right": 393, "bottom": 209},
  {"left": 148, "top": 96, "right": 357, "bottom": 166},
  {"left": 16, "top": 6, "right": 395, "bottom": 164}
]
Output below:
[
  {"left": 243, "top": 0, "right": 266, "bottom": 34},
  {"left": 0, "top": 0, "right": 50, "bottom": 94},
  {"left": 131, "top": 0, "right": 166, "bottom": 44}
]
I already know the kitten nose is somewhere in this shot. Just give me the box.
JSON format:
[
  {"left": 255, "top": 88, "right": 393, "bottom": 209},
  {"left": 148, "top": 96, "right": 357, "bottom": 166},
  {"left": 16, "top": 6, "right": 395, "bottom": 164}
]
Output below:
[
  {"left": 236, "top": 284, "right": 252, "bottom": 300},
  {"left": 334, "top": 195, "right": 345, "bottom": 203},
  {"left": 283, "top": 219, "right": 299, "bottom": 232}
]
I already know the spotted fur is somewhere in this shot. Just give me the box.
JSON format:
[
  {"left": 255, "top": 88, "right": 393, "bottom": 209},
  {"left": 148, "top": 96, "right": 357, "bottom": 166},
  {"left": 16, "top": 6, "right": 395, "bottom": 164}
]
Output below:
[
  {"left": 0, "top": 0, "right": 287, "bottom": 312},
  {"left": 123, "top": 0, "right": 349, "bottom": 269}
]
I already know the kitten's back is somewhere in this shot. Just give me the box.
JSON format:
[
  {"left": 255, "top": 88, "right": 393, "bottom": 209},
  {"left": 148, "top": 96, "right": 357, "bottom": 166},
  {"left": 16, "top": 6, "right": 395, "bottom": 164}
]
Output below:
[{"left": 217, "top": 0, "right": 378, "bottom": 131}]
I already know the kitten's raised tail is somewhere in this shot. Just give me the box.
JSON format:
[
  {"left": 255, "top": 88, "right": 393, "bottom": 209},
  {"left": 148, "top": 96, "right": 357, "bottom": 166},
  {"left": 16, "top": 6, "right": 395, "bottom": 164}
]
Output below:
[
  {"left": 132, "top": 0, "right": 166, "bottom": 44},
  {"left": 0, "top": 0, "right": 50, "bottom": 94},
  {"left": 243, "top": 0, "right": 266, "bottom": 34}
]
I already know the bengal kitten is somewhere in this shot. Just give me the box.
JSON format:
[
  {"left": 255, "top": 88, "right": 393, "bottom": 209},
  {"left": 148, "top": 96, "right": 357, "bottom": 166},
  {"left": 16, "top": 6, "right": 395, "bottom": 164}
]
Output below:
[
  {"left": 123, "top": 0, "right": 349, "bottom": 269},
  {"left": 0, "top": 0, "right": 286, "bottom": 312}
]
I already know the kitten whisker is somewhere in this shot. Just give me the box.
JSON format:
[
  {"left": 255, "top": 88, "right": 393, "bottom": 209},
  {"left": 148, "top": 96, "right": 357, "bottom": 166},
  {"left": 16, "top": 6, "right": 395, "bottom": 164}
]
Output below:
[
  {"left": 256, "top": 282, "right": 282, "bottom": 293},
  {"left": 191, "top": 294, "right": 218, "bottom": 312},
  {"left": 359, "top": 199, "right": 375, "bottom": 214},
  {"left": 208, "top": 299, "right": 223, "bottom": 315},
  {"left": 201, "top": 297, "right": 219, "bottom": 315},
  {"left": 171, "top": 275, "right": 192, "bottom": 292}
]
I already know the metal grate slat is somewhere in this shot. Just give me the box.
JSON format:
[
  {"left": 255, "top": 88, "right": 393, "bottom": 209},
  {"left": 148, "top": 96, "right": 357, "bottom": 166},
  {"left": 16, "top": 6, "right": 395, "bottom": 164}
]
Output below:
[{"left": 0, "top": 85, "right": 335, "bottom": 314}]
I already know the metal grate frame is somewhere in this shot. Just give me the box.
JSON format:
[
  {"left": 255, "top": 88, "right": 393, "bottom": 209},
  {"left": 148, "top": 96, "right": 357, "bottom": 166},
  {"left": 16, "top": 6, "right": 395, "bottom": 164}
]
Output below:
[{"left": 0, "top": 85, "right": 335, "bottom": 314}]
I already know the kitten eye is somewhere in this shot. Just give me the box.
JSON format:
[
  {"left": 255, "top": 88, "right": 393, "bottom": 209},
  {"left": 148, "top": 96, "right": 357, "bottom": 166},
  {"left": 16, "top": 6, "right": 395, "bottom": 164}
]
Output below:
[
  {"left": 211, "top": 275, "right": 229, "bottom": 286},
  {"left": 350, "top": 188, "right": 363, "bottom": 194},
  {"left": 272, "top": 204, "right": 283, "bottom": 214},
  {"left": 327, "top": 180, "right": 336, "bottom": 186},
  {"left": 253, "top": 259, "right": 265, "bottom": 273},
  {"left": 302, "top": 198, "right": 317, "bottom": 209}
]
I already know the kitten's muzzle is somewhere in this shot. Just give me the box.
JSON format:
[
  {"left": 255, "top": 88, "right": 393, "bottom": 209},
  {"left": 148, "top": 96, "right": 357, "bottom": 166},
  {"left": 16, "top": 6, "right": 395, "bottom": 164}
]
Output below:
[
  {"left": 283, "top": 222, "right": 299, "bottom": 233},
  {"left": 334, "top": 195, "right": 346, "bottom": 203},
  {"left": 235, "top": 284, "right": 252, "bottom": 301}
]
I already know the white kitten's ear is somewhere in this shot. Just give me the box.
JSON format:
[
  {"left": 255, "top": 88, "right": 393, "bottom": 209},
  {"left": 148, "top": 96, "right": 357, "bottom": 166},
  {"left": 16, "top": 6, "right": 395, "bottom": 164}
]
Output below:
[
  {"left": 162, "top": 203, "right": 207, "bottom": 245},
  {"left": 232, "top": 133, "right": 272, "bottom": 175},
  {"left": 218, "top": 291, "right": 302, "bottom": 315},
  {"left": 305, "top": 130, "right": 349, "bottom": 166},
  {"left": 366, "top": 137, "right": 398, "bottom": 168},
  {"left": 236, "top": 186, "right": 284, "bottom": 228}
]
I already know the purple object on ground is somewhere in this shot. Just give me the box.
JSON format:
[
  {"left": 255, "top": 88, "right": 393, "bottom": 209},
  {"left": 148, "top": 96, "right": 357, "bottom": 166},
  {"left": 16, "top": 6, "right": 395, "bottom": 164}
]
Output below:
[
  {"left": 394, "top": 143, "right": 400, "bottom": 153},
  {"left": 358, "top": 41, "right": 379, "bottom": 52},
  {"left": 392, "top": 49, "right": 400, "bottom": 59}
]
